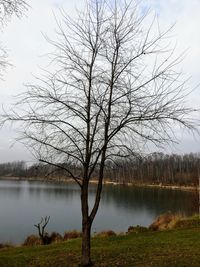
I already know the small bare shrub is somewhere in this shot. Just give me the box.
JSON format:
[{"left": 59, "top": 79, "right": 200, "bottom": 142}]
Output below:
[
  {"left": 23, "top": 235, "right": 41, "bottom": 246},
  {"left": 34, "top": 216, "right": 50, "bottom": 245},
  {"left": 63, "top": 230, "right": 82, "bottom": 240},
  {"left": 42, "top": 233, "right": 52, "bottom": 245}
]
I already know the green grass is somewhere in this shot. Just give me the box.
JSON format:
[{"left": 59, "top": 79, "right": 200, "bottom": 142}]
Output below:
[{"left": 1, "top": 227, "right": 200, "bottom": 266}]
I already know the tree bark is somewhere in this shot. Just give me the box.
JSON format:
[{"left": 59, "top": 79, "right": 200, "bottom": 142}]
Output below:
[
  {"left": 81, "top": 219, "right": 93, "bottom": 267},
  {"left": 81, "top": 180, "right": 93, "bottom": 267}
]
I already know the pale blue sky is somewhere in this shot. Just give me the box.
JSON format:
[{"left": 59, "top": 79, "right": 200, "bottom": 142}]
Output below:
[{"left": 0, "top": 0, "right": 199, "bottom": 163}]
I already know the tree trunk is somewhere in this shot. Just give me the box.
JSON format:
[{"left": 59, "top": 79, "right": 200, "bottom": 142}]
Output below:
[{"left": 81, "top": 220, "right": 93, "bottom": 267}]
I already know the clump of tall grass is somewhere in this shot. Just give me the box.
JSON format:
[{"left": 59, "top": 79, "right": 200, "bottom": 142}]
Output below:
[
  {"left": 23, "top": 235, "right": 41, "bottom": 246},
  {"left": 50, "top": 232, "right": 63, "bottom": 243},
  {"left": 149, "top": 212, "right": 182, "bottom": 231},
  {"left": 63, "top": 230, "right": 82, "bottom": 240},
  {"left": 23, "top": 232, "right": 64, "bottom": 246},
  {"left": 148, "top": 212, "right": 200, "bottom": 231},
  {"left": 95, "top": 230, "right": 116, "bottom": 238}
]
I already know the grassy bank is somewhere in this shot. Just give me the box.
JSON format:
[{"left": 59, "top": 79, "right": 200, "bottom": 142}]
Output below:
[{"left": 1, "top": 226, "right": 200, "bottom": 267}]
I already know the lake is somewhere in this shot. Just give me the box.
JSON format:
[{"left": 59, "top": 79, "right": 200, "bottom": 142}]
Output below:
[{"left": 0, "top": 180, "right": 195, "bottom": 244}]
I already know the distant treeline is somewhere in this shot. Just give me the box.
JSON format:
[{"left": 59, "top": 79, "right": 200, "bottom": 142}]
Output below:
[
  {"left": 0, "top": 152, "right": 200, "bottom": 186},
  {"left": 106, "top": 152, "right": 200, "bottom": 186},
  {"left": 0, "top": 161, "right": 27, "bottom": 177}
]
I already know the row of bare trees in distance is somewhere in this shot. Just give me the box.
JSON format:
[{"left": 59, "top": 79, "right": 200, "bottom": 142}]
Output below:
[{"left": 0, "top": 152, "right": 199, "bottom": 186}]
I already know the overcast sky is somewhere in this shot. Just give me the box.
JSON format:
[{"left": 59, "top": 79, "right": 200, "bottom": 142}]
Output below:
[{"left": 0, "top": 0, "right": 199, "bottom": 164}]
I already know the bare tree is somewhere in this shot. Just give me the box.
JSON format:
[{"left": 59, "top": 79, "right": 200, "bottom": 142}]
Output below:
[
  {"left": 2, "top": 0, "right": 196, "bottom": 266},
  {"left": 0, "top": 0, "right": 28, "bottom": 23},
  {"left": 0, "top": 0, "right": 28, "bottom": 77},
  {"left": 34, "top": 216, "right": 51, "bottom": 245}
]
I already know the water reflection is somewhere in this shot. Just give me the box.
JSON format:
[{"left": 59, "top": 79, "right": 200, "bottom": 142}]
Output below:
[
  {"left": 0, "top": 186, "right": 22, "bottom": 196},
  {"left": 101, "top": 185, "right": 192, "bottom": 215},
  {"left": 28, "top": 186, "right": 78, "bottom": 200},
  {"left": 0, "top": 180, "right": 194, "bottom": 244}
]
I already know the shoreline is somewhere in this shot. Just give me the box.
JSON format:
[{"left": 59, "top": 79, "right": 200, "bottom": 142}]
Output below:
[{"left": 0, "top": 176, "right": 198, "bottom": 192}]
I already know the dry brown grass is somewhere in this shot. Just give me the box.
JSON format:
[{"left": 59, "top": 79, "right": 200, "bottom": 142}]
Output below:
[
  {"left": 95, "top": 230, "right": 116, "bottom": 238},
  {"left": 50, "top": 232, "right": 63, "bottom": 243},
  {"left": 63, "top": 230, "right": 82, "bottom": 240},
  {"left": 149, "top": 212, "right": 182, "bottom": 231},
  {"left": 23, "top": 235, "right": 41, "bottom": 246}
]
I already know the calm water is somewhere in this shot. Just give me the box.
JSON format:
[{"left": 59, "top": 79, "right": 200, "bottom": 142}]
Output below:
[{"left": 0, "top": 180, "right": 195, "bottom": 244}]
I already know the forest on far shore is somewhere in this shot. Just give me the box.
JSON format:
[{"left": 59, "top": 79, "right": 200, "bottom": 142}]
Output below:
[{"left": 0, "top": 152, "right": 199, "bottom": 186}]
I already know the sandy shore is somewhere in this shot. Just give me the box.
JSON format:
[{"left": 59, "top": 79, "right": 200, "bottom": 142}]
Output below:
[{"left": 0, "top": 176, "right": 198, "bottom": 192}]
